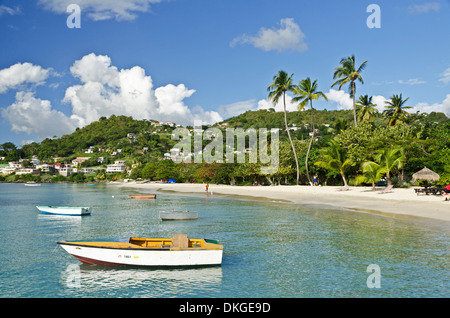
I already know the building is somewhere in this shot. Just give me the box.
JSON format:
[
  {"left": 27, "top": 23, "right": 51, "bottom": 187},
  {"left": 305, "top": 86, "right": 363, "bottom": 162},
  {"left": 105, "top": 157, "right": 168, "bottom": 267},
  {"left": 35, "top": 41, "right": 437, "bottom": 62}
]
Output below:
[
  {"left": 72, "top": 157, "right": 90, "bottom": 166},
  {"left": 36, "top": 164, "right": 55, "bottom": 173},
  {"left": 106, "top": 161, "right": 127, "bottom": 173},
  {"left": 59, "top": 167, "right": 74, "bottom": 177},
  {"left": 16, "top": 169, "right": 39, "bottom": 175}
]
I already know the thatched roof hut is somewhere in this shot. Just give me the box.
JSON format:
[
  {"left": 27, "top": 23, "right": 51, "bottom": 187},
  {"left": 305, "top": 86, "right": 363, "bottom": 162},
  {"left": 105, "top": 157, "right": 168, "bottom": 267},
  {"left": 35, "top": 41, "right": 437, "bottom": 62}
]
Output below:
[{"left": 412, "top": 167, "right": 440, "bottom": 181}]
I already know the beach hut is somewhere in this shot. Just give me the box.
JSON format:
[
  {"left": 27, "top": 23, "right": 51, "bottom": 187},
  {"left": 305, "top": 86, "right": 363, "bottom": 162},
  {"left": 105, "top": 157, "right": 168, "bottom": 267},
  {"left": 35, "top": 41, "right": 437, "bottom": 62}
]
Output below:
[{"left": 412, "top": 167, "right": 440, "bottom": 182}]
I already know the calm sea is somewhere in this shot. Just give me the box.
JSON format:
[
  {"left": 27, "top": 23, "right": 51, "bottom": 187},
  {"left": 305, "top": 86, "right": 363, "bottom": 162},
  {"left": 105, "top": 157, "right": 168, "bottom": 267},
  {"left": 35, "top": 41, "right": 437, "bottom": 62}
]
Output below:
[{"left": 0, "top": 183, "right": 448, "bottom": 298}]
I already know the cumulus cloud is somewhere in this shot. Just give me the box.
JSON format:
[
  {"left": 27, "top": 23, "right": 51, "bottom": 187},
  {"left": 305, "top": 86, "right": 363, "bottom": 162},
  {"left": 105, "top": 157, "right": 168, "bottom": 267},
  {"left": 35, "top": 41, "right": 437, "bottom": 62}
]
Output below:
[
  {"left": 1, "top": 92, "right": 77, "bottom": 139},
  {"left": 0, "top": 62, "right": 52, "bottom": 93},
  {"left": 257, "top": 94, "right": 299, "bottom": 112},
  {"left": 325, "top": 89, "right": 353, "bottom": 110},
  {"left": 38, "top": 0, "right": 164, "bottom": 21},
  {"left": 62, "top": 53, "right": 221, "bottom": 127},
  {"left": 1, "top": 53, "right": 222, "bottom": 139},
  {"left": 412, "top": 94, "right": 450, "bottom": 117},
  {"left": 371, "top": 95, "right": 389, "bottom": 113},
  {"left": 230, "top": 18, "right": 307, "bottom": 53}
]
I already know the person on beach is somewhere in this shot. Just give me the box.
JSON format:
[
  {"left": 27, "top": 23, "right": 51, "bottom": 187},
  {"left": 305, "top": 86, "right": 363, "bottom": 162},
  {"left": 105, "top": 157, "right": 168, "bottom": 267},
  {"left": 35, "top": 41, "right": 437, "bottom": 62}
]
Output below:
[
  {"left": 444, "top": 184, "right": 450, "bottom": 201},
  {"left": 313, "top": 175, "right": 318, "bottom": 186},
  {"left": 205, "top": 184, "right": 209, "bottom": 192}
]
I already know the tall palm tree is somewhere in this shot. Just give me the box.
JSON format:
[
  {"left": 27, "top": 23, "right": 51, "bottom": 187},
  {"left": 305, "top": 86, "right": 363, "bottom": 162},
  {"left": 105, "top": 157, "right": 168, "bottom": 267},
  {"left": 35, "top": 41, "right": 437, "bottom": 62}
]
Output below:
[
  {"left": 315, "top": 139, "right": 352, "bottom": 186},
  {"left": 267, "top": 70, "right": 300, "bottom": 185},
  {"left": 332, "top": 55, "right": 368, "bottom": 127},
  {"left": 356, "top": 95, "right": 378, "bottom": 122},
  {"left": 383, "top": 94, "right": 412, "bottom": 127},
  {"left": 292, "top": 77, "right": 328, "bottom": 185}
]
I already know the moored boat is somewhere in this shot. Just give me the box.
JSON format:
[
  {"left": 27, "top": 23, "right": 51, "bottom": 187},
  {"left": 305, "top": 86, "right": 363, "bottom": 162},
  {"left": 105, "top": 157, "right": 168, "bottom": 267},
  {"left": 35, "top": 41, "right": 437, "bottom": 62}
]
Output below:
[
  {"left": 128, "top": 194, "right": 156, "bottom": 199},
  {"left": 25, "top": 182, "right": 41, "bottom": 187},
  {"left": 160, "top": 210, "right": 198, "bottom": 221},
  {"left": 57, "top": 235, "right": 223, "bottom": 267},
  {"left": 36, "top": 206, "right": 91, "bottom": 216}
]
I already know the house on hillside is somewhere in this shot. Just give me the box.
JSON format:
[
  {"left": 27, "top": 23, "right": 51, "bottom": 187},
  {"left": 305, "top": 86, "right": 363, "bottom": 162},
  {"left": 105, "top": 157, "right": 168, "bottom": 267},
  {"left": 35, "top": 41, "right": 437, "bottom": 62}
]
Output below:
[
  {"left": 106, "top": 161, "right": 127, "bottom": 173},
  {"left": 16, "top": 169, "right": 39, "bottom": 175},
  {"left": 60, "top": 167, "right": 74, "bottom": 177}
]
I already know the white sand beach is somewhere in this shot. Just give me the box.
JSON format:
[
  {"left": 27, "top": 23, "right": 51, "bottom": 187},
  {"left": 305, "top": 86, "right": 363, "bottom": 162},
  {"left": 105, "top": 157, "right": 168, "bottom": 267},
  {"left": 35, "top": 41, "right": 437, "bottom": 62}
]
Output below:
[{"left": 114, "top": 182, "right": 450, "bottom": 223}]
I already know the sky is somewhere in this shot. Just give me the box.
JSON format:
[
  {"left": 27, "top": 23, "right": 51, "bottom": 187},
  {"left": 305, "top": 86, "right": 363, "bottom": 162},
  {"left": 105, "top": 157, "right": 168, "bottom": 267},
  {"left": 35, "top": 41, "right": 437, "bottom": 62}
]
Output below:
[{"left": 0, "top": 0, "right": 449, "bottom": 146}]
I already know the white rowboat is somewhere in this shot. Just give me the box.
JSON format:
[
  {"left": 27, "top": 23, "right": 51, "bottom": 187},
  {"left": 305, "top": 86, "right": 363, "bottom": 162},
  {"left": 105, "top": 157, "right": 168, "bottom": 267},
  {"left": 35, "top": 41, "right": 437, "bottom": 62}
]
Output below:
[
  {"left": 36, "top": 206, "right": 91, "bottom": 216},
  {"left": 57, "top": 235, "right": 223, "bottom": 267}
]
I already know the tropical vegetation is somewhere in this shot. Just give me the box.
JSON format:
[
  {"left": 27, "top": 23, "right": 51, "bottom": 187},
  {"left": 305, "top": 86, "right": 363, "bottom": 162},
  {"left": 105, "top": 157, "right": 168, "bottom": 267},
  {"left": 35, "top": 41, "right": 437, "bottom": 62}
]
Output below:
[{"left": 1, "top": 54, "right": 449, "bottom": 187}]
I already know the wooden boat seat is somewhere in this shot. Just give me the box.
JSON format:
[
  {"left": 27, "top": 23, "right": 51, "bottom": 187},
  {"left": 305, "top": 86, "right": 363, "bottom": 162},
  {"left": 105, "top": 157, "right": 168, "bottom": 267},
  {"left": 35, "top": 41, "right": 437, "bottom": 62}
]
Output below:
[{"left": 172, "top": 234, "right": 189, "bottom": 248}]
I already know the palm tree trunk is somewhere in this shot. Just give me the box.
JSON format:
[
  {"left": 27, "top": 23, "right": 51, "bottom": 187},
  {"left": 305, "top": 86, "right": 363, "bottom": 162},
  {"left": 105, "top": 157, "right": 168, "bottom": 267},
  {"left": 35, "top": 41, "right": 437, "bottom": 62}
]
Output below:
[
  {"left": 340, "top": 170, "right": 348, "bottom": 186},
  {"left": 283, "top": 92, "right": 299, "bottom": 185},
  {"left": 305, "top": 99, "right": 314, "bottom": 185},
  {"left": 352, "top": 81, "right": 357, "bottom": 127}
]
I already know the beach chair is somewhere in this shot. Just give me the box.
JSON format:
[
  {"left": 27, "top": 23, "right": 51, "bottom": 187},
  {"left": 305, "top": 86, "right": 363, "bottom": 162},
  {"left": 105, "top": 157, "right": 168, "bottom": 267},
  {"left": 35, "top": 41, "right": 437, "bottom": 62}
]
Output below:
[{"left": 378, "top": 185, "right": 393, "bottom": 194}]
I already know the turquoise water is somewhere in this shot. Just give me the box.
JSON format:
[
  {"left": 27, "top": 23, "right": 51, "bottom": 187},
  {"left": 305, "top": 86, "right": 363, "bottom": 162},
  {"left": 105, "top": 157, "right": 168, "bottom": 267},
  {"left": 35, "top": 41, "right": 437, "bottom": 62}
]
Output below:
[{"left": 0, "top": 183, "right": 448, "bottom": 298}]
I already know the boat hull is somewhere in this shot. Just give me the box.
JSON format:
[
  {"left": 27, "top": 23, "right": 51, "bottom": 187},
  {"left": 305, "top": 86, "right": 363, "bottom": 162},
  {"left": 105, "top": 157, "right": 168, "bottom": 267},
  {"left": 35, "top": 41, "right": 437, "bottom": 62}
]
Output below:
[
  {"left": 160, "top": 211, "right": 198, "bottom": 220},
  {"left": 58, "top": 238, "right": 223, "bottom": 267},
  {"left": 128, "top": 194, "right": 156, "bottom": 199},
  {"left": 36, "top": 206, "right": 91, "bottom": 216}
]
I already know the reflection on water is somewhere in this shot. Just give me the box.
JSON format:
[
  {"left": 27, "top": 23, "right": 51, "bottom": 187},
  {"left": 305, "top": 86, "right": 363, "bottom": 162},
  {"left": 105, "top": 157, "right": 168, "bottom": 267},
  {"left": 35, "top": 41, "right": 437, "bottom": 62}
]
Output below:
[
  {"left": 60, "top": 264, "right": 223, "bottom": 298},
  {"left": 0, "top": 183, "right": 448, "bottom": 298}
]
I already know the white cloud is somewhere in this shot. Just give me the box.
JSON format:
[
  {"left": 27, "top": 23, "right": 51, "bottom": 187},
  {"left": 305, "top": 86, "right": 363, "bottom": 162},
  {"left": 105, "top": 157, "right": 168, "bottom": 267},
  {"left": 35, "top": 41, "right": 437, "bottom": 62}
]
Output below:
[
  {"left": 38, "top": 0, "right": 164, "bottom": 21},
  {"left": 408, "top": 2, "right": 441, "bottom": 14},
  {"left": 1, "top": 92, "right": 77, "bottom": 139},
  {"left": 257, "top": 94, "right": 298, "bottom": 112},
  {"left": 398, "top": 78, "right": 426, "bottom": 85},
  {"left": 63, "top": 53, "right": 222, "bottom": 127},
  {"left": 0, "top": 62, "right": 52, "bottom": 93},
  {"left": 0, "top": 5, "right": 21, "bottom": 16},
  {"left": 1, "top": 53, "right": 223, "bottom": 139},
  {"left": 372, "top": 95, "right": 389, "bottom": 113},
  {"left": 325, "top": 89, "right": 353, "bottom": 110},
  {"left": 439, "top": 67, "right": 450, "bottom": 84},
  {"left": 230, "top": 18, "right": 307, "bottom": 53},
  {"left": 217, "top": 99, "right": 258, "bottom": 118},
  {"left": 412, "top": 94, "right": 450, "bottom": 117}
]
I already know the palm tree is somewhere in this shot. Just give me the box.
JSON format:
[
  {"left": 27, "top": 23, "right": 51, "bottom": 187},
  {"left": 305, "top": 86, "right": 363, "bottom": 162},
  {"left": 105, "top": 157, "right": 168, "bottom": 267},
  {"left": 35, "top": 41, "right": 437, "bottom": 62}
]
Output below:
[
  {"left": 292, "top": 77, "right": 328, "bottom": 185},
  {"left": 315, "top": 139, "right": 352, "bottom": 186},
  {"left": 267, "top": 70, "right": 300, "bottom": 185},
  {"left": 332, "top": 55, "right": 368, "bottom": 127},
  {"left": 356, "top": 161, "right": 387, "bottom": 191},
  {"left": 356, "top": 95, "right": 378, "bottom": 122},
  {"left": 374, "top": 147, "right": 406, "bottom": 186},
  {"left": 383, "top": 94, "right": 412, "bottom": 127}
]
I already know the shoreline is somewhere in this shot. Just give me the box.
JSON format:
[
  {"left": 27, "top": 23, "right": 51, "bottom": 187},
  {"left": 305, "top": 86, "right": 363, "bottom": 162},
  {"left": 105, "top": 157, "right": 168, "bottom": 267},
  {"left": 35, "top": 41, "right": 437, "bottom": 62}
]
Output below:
[{"left": 113, "top": 182, "right": 450, "bottom": 223}]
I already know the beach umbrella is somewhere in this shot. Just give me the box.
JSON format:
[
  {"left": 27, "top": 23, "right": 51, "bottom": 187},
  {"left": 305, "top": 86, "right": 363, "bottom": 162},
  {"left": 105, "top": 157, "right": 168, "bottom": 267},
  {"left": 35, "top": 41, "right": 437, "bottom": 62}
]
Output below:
[{"left": 412, "top": 167, "right": 440, "bottom": 182}]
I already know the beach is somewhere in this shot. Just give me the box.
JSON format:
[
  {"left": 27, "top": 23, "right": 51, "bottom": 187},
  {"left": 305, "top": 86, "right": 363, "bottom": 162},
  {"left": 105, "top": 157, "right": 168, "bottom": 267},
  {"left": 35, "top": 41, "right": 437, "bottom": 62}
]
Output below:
[{"left": 115, "top": 182, "right": 450, "bottom": 223}]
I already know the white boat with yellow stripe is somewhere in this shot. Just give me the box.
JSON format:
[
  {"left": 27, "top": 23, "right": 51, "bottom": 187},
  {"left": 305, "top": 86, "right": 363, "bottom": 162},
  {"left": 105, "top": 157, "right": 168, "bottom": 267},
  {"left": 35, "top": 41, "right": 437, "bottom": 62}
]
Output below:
[{"left": 57, "top": 235, "right": 223, "bottom": 267}]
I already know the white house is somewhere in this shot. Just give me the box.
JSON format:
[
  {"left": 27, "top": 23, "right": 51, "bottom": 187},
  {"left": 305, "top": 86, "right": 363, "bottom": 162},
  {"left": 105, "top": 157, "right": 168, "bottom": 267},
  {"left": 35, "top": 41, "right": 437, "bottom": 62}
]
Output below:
[
  {"left": 59, "top": 167, "right": 74, "bottom": 177},
  {"left": 106, "top": 161, "right": 127, "bottom": 173},
  {"left": 16, "top": 169, "right": 39, "bottom": 175}
]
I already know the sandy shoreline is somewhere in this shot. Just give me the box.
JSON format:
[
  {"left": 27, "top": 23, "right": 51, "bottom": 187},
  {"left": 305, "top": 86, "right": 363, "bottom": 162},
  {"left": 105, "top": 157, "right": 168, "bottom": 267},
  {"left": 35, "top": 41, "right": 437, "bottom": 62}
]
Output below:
[{"left": 113, "top": 182, "right": 450, "bottom": 223}]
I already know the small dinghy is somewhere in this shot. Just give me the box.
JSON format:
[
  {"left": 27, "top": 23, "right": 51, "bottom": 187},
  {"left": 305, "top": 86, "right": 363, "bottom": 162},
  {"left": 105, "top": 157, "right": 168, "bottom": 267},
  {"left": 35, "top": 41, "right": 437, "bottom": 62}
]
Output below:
[
  {"left": 36, "top": 206, "right": 91, "bottom": 216},
  {"left": 128, "top": 194, "right": 156, "bottom": 199},
  {"left": 159, "top": 209, "right": 198, "bottom": 221},
  {"left": 57, "top": 235, "right": 223, "bottom": 267}
]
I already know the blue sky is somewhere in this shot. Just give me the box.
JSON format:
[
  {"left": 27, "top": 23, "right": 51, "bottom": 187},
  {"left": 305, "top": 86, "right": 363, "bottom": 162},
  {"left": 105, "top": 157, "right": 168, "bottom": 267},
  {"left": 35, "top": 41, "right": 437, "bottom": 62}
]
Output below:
[{"left": 0, "top": 0, "right": 449, "bottom": 145}]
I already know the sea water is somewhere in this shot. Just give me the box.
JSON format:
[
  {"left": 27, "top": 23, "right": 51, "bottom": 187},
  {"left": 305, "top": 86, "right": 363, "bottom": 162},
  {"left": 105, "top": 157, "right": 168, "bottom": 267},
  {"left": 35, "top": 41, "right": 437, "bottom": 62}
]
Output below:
[{"left": 0, "top": 183, "right": 448, "bottom": 298}]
